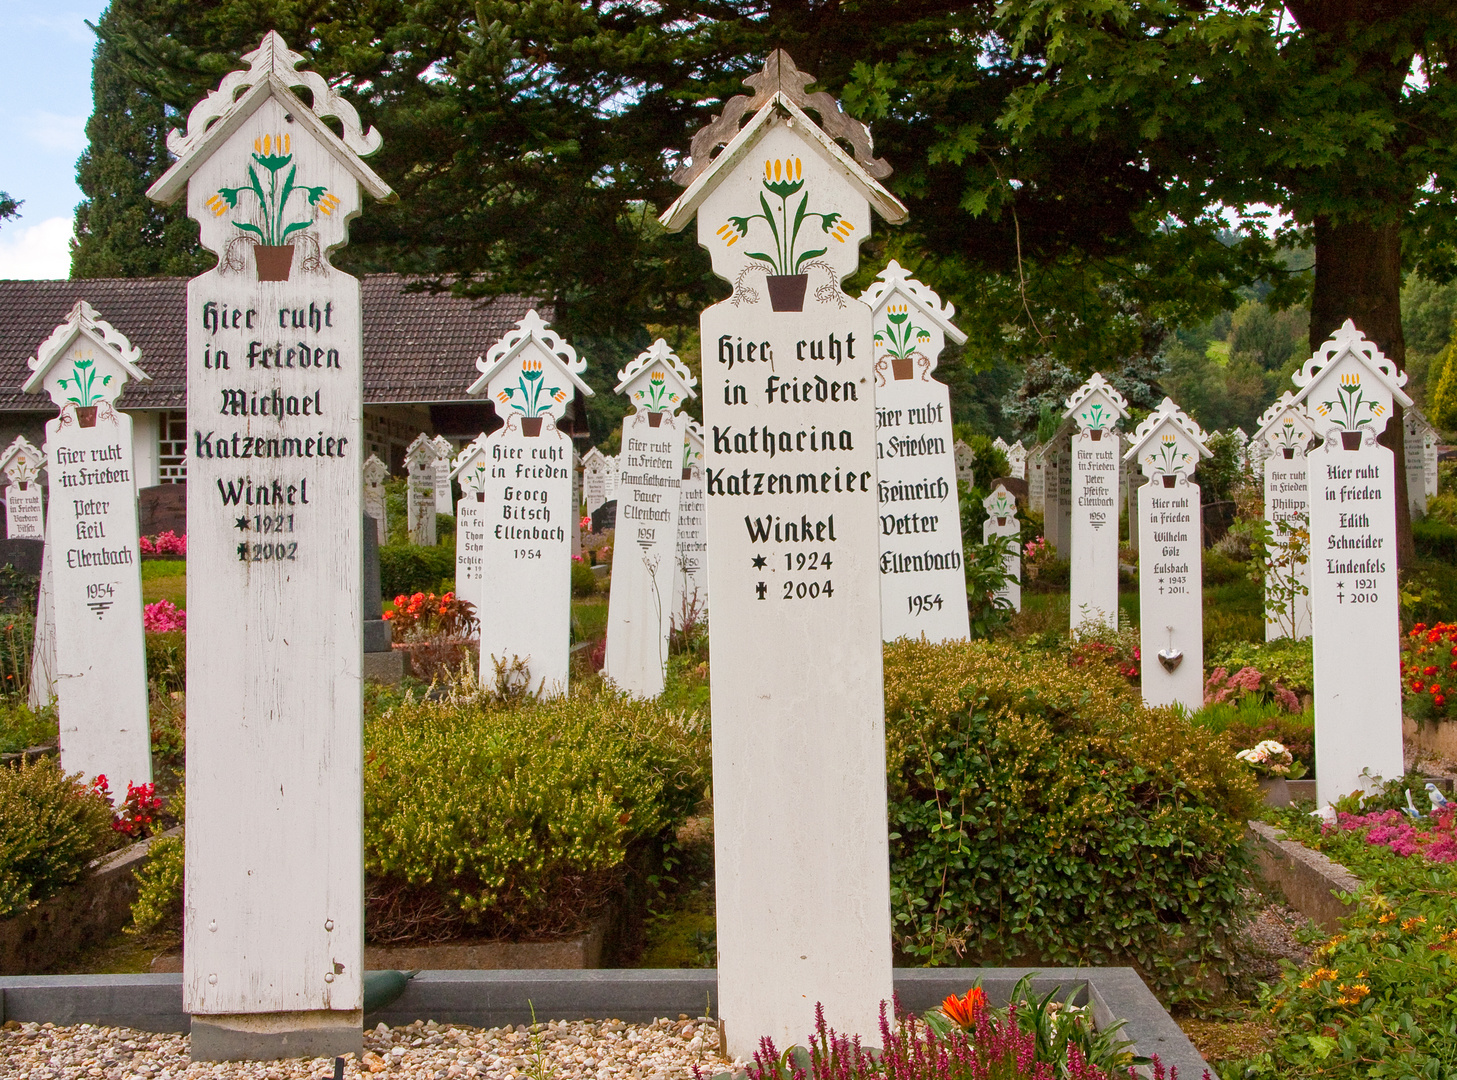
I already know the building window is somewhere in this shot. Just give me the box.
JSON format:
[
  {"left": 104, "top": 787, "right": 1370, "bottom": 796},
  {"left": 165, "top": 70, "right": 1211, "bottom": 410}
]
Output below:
[{"left": 159, "top": 410, "right": 187, "bottom": 483}]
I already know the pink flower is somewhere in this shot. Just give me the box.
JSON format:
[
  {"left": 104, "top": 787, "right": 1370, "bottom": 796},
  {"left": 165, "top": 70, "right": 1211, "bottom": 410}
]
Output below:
[
  {"left": 143, "top": 599, "right": 186, "bottom": 633},
  {"left": 139, "top": 536, "right": 155, "bottom": 554}
]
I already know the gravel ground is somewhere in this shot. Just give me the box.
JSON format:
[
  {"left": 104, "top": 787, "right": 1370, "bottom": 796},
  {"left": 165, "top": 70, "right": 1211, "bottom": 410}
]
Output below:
[{"left": 0, "top": 1016, "right": 737, "bottom": 1080}]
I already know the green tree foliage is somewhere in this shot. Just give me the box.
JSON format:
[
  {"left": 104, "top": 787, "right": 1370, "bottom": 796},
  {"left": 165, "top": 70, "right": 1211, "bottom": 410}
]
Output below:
[
  {"left": 0, "top": 193, "right": 19, "bottom": 230},
  {"left": 72, "top": 1, "right": 212, "bottom": 278}
]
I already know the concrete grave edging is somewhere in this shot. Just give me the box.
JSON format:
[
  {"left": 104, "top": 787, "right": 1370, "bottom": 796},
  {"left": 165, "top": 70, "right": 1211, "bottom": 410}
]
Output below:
[
  {"left": 0, "top": 968, "right": 1207, "bottom": 1077},
  {"left": 1246, "top": 820, "right": 1361, "bottom": 933}
]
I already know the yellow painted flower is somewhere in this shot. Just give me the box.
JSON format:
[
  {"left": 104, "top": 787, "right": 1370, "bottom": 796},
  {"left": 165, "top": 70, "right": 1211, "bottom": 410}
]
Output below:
[
  {"left": 716, "top": 222, "right": 740, "bottom": 248},
  {"left": 763, "top": 157, "right": 804, "bottom": 198},
  {"left": 1342, "top": 373, "right": 1361, "bottom": 388}
]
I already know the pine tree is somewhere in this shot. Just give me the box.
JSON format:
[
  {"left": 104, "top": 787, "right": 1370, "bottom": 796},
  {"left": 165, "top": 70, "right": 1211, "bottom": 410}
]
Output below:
[
  {"left": 0, "top": 193, "right": 18, "bottom": 228},
  {"left": 71, "top": 2, "right": 209, "bottom": 279}
]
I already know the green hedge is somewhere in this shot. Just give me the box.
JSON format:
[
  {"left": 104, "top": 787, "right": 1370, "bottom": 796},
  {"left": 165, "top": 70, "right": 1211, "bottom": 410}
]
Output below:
[
  {"left": 380, "top": 542, "right": 456, "bottom": 599},
  {"left": 1413, "top": 517, "right": 1457, "bottom": 563},
  {"left": 0, "top": 757, "right": 114, "bottom": 918},
  {"left": 884, "top": 638, "right": 1260, "bottom": 1006}
]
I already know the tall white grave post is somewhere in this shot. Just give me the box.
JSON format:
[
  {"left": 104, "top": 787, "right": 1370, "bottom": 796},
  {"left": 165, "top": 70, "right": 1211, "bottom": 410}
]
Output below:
[
  {"left": 1404, "top": 406, "right": 1437, "bottom": 516},
  {"left": 1064, "top": 376, "right": 1128, "bottom": 631},
  {"left": 467, "top": 310, "right": 592, "bottom": 697},
  {"left": 582, "top": 447, "right": 609, "bottom": 516},
  {"left": 449, "top": 435, "right": 491, "bottom": 617},
  {"left": 1008, "top": 439, "right": 1026, "bottom": 480},
  {"left": 0, "top": 436, "right": 46, "bottom": 539},
  {"left": 1027, "top": 443, "right": 1046, "bottom": 512},
  {"left": 861, "top": 261, "right": 970, "bottom": 643},
  {"left": 430, "top": 434, "right": 454, "bottom": 515},
  {"left": 1232, "top": 427, "right": 1251, "bottom": 474},
  {"left": 982, "top": 484, "right": 1021, "bottom": 613},
  {"left": 405, "top": 434, "right": 439, "bottom": 546},
  {"left": 28, "top": 540, "right": 56, "bottom": 709},
  {"left": 1125, "top": 399, "right": 1210, "bottom": 709},
  {"left": 603, "top": 454, "right": 620, "bottom": 506},
  {"left": 658, "top": 50, "right": 905, "bottom": 1056},
  {"left": 1291, "top": 321, "right": 1410, "bottom": 806},
  {"left": 571, "top": 445, "right": 583, "bottom": 558},
  {"left": 953, "top": 440, "right": 975, "bottom": 486},
  {"left": 145, "top": 31, "right": 394, "bottom": 1059},
  {"left": 672, "top": 420, "right": 708, "bottom": 623},
  {"left": 603, "top": 340, "right": 697, "bottom": 698},
  {"left": 362, "top": 454, "right": 389, "bottom": 547},
  {"left": 1254, "top": 393, "right": 1316, "bottom": 640},
  {"left": 23, "top": 302, "right": 152, "bottom": 798}
]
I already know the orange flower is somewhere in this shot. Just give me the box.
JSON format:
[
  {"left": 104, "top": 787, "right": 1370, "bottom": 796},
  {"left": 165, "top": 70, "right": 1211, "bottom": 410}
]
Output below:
[{"left": 941, "top": 987, "right": 987, "bottom": 1028}]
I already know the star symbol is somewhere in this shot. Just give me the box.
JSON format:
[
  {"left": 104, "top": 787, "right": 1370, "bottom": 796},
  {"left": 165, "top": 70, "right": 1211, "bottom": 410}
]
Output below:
[
  {"left": 235, "top": 516, "right": 250, "bottom": 530},
  {"left": 751, "top": 555, "right": 767, "bottom": 569}
]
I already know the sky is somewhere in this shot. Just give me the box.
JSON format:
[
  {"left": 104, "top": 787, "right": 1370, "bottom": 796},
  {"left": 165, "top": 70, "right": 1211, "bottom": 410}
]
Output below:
[{"left": 0, "top": 1, "right": 110, "bottom": 280}]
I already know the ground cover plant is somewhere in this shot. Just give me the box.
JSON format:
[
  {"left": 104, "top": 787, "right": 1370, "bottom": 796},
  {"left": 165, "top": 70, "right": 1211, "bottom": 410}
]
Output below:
[
  {"left": 1230, "top": 795, "right": 1457, "bottom": 1078},
  {"left": 0, "top": 757, "right": 114, "bottom": 918},
  {"left": 883, "top": 638, "right": 1260, "bottom": 1007}
]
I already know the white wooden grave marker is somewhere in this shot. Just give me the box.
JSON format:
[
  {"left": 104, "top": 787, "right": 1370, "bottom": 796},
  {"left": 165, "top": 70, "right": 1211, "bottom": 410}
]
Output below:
[
  {"left": 146, "top": 31, "right": 394, "bottom": 1058},
  {"left": 1064, "top": 376, "right": 1128, "bottom": 630},
  {"left": 1404, "top": 405, "right": 1438, "bottom": 516},
  {"left": 603, "top": 453, "right": 620, "bottom": 505},
  {"left": 1125, "top": 398, "right": 1210, "bottom": 709},
  {"left": 582, "top": 447, "right": 609, "bottom": 515},
  {"left": 405, "top": 434, "right": 438, "bottom": 546},
  {"left": 1291, "top": 321, "right": 1410, "bottom": 806},
  {"left": 659, "top": 49, "right": 904, "bottom": 1056},
  {"left": 449, "top": 434, "right": 491, "bottom": 617},
  {"left": 603, "top": 340, "right": 696, "bottom": 698},
  {"left": 982, "top": 484, "right": 1021, "bottom": 613},
  {"left": 1254, "top": 392, "right": 1316, "bottom": 640},
  {"left": 1007, "top": 439, "right": 1026, "bottom": 480},
  {"left": 431, "top": 434, "right": 454, "bottom": 515},
  {"left": 571, "top": 445, "right": 583, "bottom": 559},
  {"left": 953, "top": 439, "right": 975, "bottom": 486},
  {"left": 467, "top": 310, "right": 592, "bottom": 697},
  {"left": 23, "top": 301, "right": 151, "bottom": 800},
  {"left": 0, "top": 436, "right": 45, "bottom": 539},
  {"left": 1027, "top": 442, "right": 1046, "bottom": 512},
  {"left": 861, "top": 261, "right": 969, "bottom": 643},
  {"left": 362, "top": 453, "right": 388, "bottom": 547},
  {"left": 672, "top": 420, "right": 708, "bottom": 623},
  {"left": 28, "top": 540, "right": 56, "bottom": 709}
]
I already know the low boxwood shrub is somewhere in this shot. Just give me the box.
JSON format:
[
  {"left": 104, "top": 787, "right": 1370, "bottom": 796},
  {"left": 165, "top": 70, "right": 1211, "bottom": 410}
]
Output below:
[
  {"left": 0, "top": 757, "right": 114, "bottom": 918},
  {"left": 884, "top": 638, "right": 1260, "bottom": 1007},
  {"left": 363, "top": 688, "right": 709, "bottom": 941},
  {"left": 380, "top": 541, "right": 456, "bottom": 598},
  {"left": 1413, "top": 517, "right": 1457, "bottom": 564}
]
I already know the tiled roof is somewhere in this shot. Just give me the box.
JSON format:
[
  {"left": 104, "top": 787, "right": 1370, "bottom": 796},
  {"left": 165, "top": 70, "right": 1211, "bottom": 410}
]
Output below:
[{"left": 0, "top": 275, "right": 545, "bottom": 411}]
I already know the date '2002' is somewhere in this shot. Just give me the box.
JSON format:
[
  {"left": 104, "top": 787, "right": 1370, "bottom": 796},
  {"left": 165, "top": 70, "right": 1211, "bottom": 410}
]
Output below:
[{"left": 238, "top": 541, "right": 298, "bottom": 562}]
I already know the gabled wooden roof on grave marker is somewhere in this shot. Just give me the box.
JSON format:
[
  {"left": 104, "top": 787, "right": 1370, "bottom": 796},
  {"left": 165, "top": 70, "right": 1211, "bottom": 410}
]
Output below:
[
  {"left": 582, "top": 447, "right": 607, "bottom": 467},
  {"left": 147, "top": 31, "right": 393, "bottom": 206},
  {"left": 1290, "top": 319, "right": 1413, "bottom": 410},
  {"left": 1254, "top": 391, "right": 1318, "bottom": 447},
  {"left": 859, "top": 260, "right": 968, "bottom": 346},
  {"left": 614, "top": 339, "right": 698, "bottom": 404},
  {"left": 983, "top": 484, "right": 1018, "bottom": 518},
  {"left": 1062, "top": 373, "right": 1130, "bottom": 427},
  {"left": 405, "top": 432, "right": 438, "bottom": 469},
  {"left": 467, "top": 310, "right": 593, "bottom": 401},
  {"left": 659, "top": 50, "right": 907, "bottom": 232},
  {"left": 0, "top": 436, "right": 43, "bottom": 484},
  {"left": 22, "top": 301, "right": 151, "bottom": 398},
  {"left": 448, "top": 433, "right": 492, "bottom": 483},
  {"left": 1123, "top": 397, "right": 1213, "bottom": 465}
]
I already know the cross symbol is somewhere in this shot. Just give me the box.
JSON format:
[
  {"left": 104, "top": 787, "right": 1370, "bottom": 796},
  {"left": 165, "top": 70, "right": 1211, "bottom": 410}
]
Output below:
[
  {"left": 755, "top": 581, "right": 767, "bottom": 600},
  {"left": 1336, "top": 581, "right": 1345, "bottom": 604},
  {"left": 237, "top": 542, "right": 250, "bottom": 560}
]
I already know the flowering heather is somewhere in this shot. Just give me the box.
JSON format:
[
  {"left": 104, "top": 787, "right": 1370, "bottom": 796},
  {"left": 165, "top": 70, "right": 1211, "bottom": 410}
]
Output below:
[
  {"left": 1332, "top": 804, "right": 1457, "bottom": 863},
  {"left": 142, "top": 599, "right": 186, "bottom": 633},
  {"left": 736, "top": 1002, "right": 1193, "bottom": 1080}
]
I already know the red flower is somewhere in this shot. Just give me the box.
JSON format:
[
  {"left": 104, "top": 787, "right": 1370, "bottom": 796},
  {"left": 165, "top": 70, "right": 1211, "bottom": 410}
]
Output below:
[
  {"left": 1414, "top": 681, "right": 1426, "bottom": 692},
  {"left": 1425, "top": 666, "right": 1438, "bottom": 677},
  {"left": 941, "top": 987, "right": 987, "bottom": 1028},
  {"left": 1437, "top": 696, "right": 1448, "bottom": 707}
]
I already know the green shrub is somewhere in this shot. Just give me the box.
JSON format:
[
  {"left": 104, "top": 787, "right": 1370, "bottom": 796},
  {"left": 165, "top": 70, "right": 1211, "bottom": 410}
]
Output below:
[
  {"left": 363, "top": 688, "right": 709, "bottom": 938},
  {"left": 571, "top": 557, "right": 599, "bottom": 598},
  {"left": 145, "top": 630, "right": 186, "bottom": 693},
  {"left": 0, "top": 757, "right": 114, "bottom": 917},
  {"left": 1202, "top": 548, "right": 1246, "bottom": 586},
  {"left": 130, "top": 833, "right": 184, "bottom": 938},
  {"left": 0, "top": 611, "right": 35, "bottom": 700},
  {"left": 1413, "top": 517, "right": 1457, "bottom": 563},
  {"left": 380, "top": 541, "right": 456, "bottom": 598},
  {"left": 0, "top": 700, "right": 57, "bottom": 754},
  {"left": 1205, "top": 636, "right": 1313, "bottom": 697},
  {"left": 883, "top": 638, "right": 1259, "bottom": 1007}
]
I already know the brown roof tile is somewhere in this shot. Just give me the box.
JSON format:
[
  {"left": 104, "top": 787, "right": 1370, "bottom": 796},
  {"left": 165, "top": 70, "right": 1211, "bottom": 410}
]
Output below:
[{"left": 0, "top": 275, "right": 545, "bottom": 412}]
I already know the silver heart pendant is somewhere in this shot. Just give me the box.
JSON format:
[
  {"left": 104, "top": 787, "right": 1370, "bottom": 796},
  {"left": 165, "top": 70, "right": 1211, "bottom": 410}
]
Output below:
[{"left": 1157, "top": 648, "right": 1183, "bottom": 673}]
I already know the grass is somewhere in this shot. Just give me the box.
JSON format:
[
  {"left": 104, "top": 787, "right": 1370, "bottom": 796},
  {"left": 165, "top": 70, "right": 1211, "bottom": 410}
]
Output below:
[
  {"left": 573, "top": 598, "right": 609, "bottom": 643},
  {"left": 140, "top": 560, "right": 186, "bottom": 609},
  {"left": 0, "top": 699, "right": 57, "bottom": 753}
]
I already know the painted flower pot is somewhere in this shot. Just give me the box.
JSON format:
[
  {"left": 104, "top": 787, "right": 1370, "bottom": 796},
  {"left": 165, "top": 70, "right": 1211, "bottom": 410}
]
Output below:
[
  {"left": 1258, "top": 775, "right": 1291, "bottom": 808},
  {"left": 254, "top": 244, "right": 295, "bottom": 282},
  {"left": 996, "top": 517, "right": 1007, "bottom": 527},
  {"left": 16, "top": 482, "right": 26, "bottom": 491},
  {"left": 1088, "top": 429, "right": 1103, "bottom": 441},
  {"left": 891, "top": 357, "right": 914, "bottom": 381},
  {"left": 766, "top": 273, "right": 808, "bottom": 312},
  {"left": 1162, "top": 474, "right": 1177, "bottom": 488},
  {"left": 647, "top": 411, "right": 664, "bottom": 428},
  {"left": 1282, "top": 447, "right": 1295, "bottom": 459},
  {"left": 1341, "top": 430, "right": 1363, "bottom": 450},
  {"left": 682, "top": 468, "right": 693, "bottom": 480},
  {"left": 521, "top": 417, "right": 543, "bottom": 437},
  {"left": 76, "top": 406, "right": 98, "bottom": 428},
  {"left": 476, "top": 491, "right": 485, "bottom": 503}
]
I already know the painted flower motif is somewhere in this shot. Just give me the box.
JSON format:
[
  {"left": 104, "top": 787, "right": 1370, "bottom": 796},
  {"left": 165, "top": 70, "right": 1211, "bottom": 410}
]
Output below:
[
  {"left": 496, "top": 357, "right": 564, "bottom": 418},
  {"left": 207, "top": 131, "right": 333, "bottom": 245},
  {"left": 875, "top": 302, "right": 931, "bottom": 360},
  {"left": 715, "top": 157, "right": 848, "bottom": 274},
  {"left": 1317, "top": 372, "right": 1384, "bottom": 431}
]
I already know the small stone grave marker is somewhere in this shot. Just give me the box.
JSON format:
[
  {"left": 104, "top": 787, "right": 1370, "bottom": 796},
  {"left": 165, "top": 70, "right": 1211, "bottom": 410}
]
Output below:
[
  {"left": 603, "top": 340, "right": 696, "bottom": 698},
  {"left": 23, "top": 301, "right": 152, "bottom": 799},
  {"left": 1125, "top": 398, "right": 1210, "bottom": 708},
  {"left": 659, "top": 49, "right": 904, "bottom": 1055},
  {"left": 1064, "top": 375, "right": 1128, "bottom": 630},
  {"left": 1007, "top": 439, "right": 1026, "bottom": 480},
  {"left": 467, "top": 310, "right": 592, "bottom": 697},
  {"left": 982, "top": 483, "right": 1021, "bottom": 613},
  {"left": 1291, "top": 321, "right": 1409, "bottom": 806},
  {"left": 405, "top": 434, "right": 439, "bottom": 546},
  {"left": 1254, "top": 392, "right": 1316, "bottom": 640},
  {"left": 861, "top": 261, "right": 969, "bottom": 643},
  {"left": 0, "top": 436, "right": 45, "bottom": 539}
]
